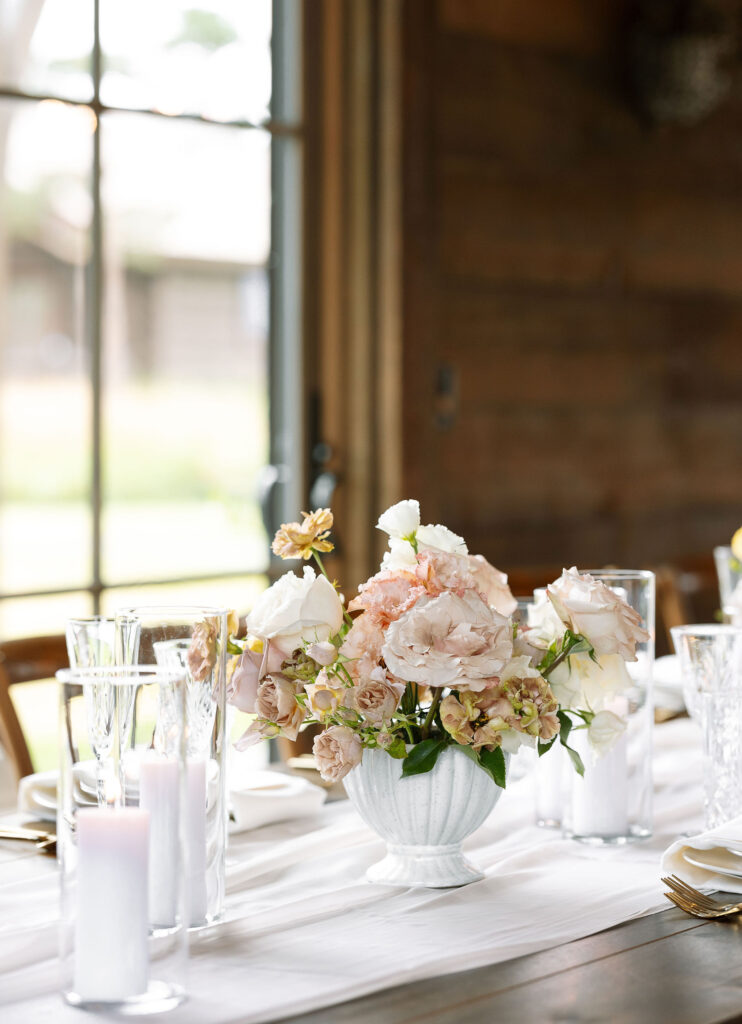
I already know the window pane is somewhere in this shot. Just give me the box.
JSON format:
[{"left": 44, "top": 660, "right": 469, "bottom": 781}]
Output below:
[
  {"left": 99, "top": 0, "right": 272, "bottom": 123},
  {"left": 100, "top": 113, "right": 270, "bottom": 585},
  {"left": 0, "top": 0, "right": 93, "bottom": 101},
  {"left": 100, "top": 575, "right": 268, "bottom": 619},
  {"left": 0, "top": 99, "right": 93, "bottom": 594},
  {"left": 0, "top": 590, "right": 93, "bottom": 639}
]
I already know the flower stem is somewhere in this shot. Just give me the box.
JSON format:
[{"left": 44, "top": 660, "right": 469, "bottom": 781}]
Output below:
[
  {"left": 312, "top": 548, "right": 354, "bottom": 627},
  {"left": 421, "top": 688, "right": 442, "bottom": 740}
]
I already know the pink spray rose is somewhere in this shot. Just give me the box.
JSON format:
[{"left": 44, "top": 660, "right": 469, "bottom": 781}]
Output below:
[{"left": 313, "top": 725, "right": 362, "bottom": 782}]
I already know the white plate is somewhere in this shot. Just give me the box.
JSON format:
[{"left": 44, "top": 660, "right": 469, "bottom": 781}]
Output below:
[{"left": 683, "top": 847, "right": 742, "bottom": 879}]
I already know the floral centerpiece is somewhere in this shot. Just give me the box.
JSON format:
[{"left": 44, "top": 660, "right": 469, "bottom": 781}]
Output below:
[{"left": 228, "top": 501, "right": 648, "bottom": 786}]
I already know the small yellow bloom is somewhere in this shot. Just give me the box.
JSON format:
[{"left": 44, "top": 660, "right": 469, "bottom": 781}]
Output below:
[
  {"left": 247, "top": 635, "right": 264, "bottom": 654},
  {"left": 227, "top": 609, "right": 240, "bottom": 637},
  {"left": 272, "top": 508, "right": 335, "bottom": 560},
  {"left": 732, "top": 527, "right": 742, "bottom": 561}
]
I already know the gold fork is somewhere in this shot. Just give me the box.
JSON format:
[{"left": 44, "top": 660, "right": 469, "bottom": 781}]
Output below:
[{"left": 661, "top": 874, "right": 742, "bottom": 918}]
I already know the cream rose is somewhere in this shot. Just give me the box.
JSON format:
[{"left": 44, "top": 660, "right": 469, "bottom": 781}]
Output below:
[
  {"left": 381, "top": 590, "right": 512, "bottom": 690},
  {"left": 313, "top": 725, "right": 362, "bottom": 782},
  {"left": 247, "top": 566, "right": 344, "bottom": 653},
  {"left": 587, "top": 709, "right": 626, "bottom": 756},
  {"left": 547, "top": 567, "right": 649, "bottom": 661},
  {"left": 548, "top": 651, "right": 633, "bottom": 712}
]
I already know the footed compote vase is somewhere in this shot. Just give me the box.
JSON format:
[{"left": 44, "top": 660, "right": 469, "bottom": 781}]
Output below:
[{"left": 344, "top": 745, "right": 507, "bottom": 888}]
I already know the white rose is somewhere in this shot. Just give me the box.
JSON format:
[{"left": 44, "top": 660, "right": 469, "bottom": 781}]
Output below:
[
  {"left": 526, "top": 588, "right": 565, "bottom": 647},
  {"left": 549, "top": 652, "right": 633, "bottom": 712},
  {"left": 416, "top": 523, "right": 468, "bottom": 555},
  {"left": 587, "top": 709, "right": 626, "bottom": 756},
  {"left": 377, "top": 499, "right": 420, "bottom": 539},
  {"left": 547, "top": 567, "right": 650, "bottom": 661},
  {"left": 247, "top": 566, "right": 344, "bottom": 653}
]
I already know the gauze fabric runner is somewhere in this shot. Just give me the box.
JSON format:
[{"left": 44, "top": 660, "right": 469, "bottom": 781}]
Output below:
[{"left": 0, "top": 719, "right": 703, "bottom": 1024}]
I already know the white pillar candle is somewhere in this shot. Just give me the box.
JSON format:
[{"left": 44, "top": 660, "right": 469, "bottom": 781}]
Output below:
[
  {"left": 535, "top": 745, "right": 564, "bottom": 827},
  {"left": 74, "top": 807, "right": 150, "bottom": 1002},
  {"left": 139, "top": 758, "right": 180, "bottom": 929},
  {"left": 570, "top": 728, "right": 629, "bottom": 838},
  {"left": 187, "top": 760, "right": 208, "bottom": 927}
]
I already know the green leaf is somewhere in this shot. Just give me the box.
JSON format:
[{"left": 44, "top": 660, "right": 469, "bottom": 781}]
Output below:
[
  {"left": 452, "top": 743, "right": 480, "bottom": 766},
  {"left": 479, "top": 746, "right": 507, "bottom": 789},
  {"left": 385, "top": 736, "right": 408, "bottom": 759},
  {"left": 557, "top": 710, "right": 573, "bottom": 746},
  {"left": 538, "top": 734, "right": 558, "bottom": 757},
  {"left": 557, "top": 710, "right": 585, "bottom": 777},
  {"left": 563, "top": 744, "right": 585, "bottom": 777},
  {"left": 401, "top": 738, "right": 446, "bottom": 778}
]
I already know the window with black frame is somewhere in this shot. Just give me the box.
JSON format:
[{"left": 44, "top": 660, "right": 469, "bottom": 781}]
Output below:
[{"left": 0, "top": 0, "right": 303, "bottom": 764}]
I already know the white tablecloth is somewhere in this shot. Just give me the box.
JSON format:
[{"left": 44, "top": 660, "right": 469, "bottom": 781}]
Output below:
[{"left": 0, "top": 719, "right": 703, "bottom": 1024}]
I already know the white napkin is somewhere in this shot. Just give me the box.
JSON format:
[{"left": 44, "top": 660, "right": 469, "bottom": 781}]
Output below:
[
  {"left": 654, "top": 655, "right": 685, "bottom": 713},
  {"left": 661, "top": 813, "right": 742, "bottom": 892},
  {"left": 18, "top": 766, "right": 327, "bottom": 833},
  {"left": 229, "top": 770, "right": 327, "bottom": 833}
]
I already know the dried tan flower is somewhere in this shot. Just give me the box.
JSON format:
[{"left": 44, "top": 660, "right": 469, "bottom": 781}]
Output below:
[{"left": 272, "top": 508, "right": 334, "bottom": 560}]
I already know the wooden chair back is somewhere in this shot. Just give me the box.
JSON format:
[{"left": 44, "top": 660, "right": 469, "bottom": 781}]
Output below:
[{"left": 0, "top": 634, "right": 68, "bottom": 781}]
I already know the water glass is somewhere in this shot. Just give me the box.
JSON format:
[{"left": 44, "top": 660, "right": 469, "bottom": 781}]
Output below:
[
  {"left": 671, "top": 623, "right": 742, "bottom": 829},
  {"left": 114, "top": 606, "right": 228, "bottom": 927},
  {"left": 57, "top": 665, "right": 188, "bottom": 1013},
  {"left": 714, "top": 546, "right": 742, "bottom": 611},
  {"left": 562, "top": 570, "right": 655, "bottom": 844}
]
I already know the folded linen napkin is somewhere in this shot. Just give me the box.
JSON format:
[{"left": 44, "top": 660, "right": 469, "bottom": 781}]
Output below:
[
  {"left": 229, "top": 770, "right": 327, "bottom": 833},
  {"left": 18, "top": 766, "right": 327, "bottom": 833},
  {"left": 661, "top": 814, "right": 742, "bottom": 892}
]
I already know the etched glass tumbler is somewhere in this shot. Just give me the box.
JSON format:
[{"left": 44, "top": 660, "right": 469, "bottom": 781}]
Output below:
[
  {"left": 115, "top": 606, "right": 229, "bottom": 927},
  {"left": 671, "top": 623, "right": 742, "bottom": 828}
]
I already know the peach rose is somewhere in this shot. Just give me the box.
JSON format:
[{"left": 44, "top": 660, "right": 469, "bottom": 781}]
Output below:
[
  {"left": 347, "top": 669, "right": 405, "bottom": 725},
  {"left": 313, "top": 725, "right": 362, "bottom": 782},
  {"left": 339, "top": 613, "right": 386, "bottom": 682},
  {"left": 235, "top": 674, "right": 306, "bottom": 749},
  {"left": 468, "top": 555, "right": 517, "bottom": 617},
  {"left": 186, "top": 619, "right": 218, "bottom": 682},
  {"left": 382, "top": 590, "right": 512, "bottom": 690}
]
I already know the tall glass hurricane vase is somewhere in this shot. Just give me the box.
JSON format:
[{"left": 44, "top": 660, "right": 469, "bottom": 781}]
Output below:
[
  {"left": 115, "top": 606, "right": 229, "bottom": 927},
  {"left": 562, "top": 570, "right": 655, "bottom": 844},
  {"left": 57, "top": 665, "right": 188, "bottom": 1013}
]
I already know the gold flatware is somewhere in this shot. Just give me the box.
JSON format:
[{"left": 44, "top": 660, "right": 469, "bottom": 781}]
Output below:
[
  {"left": 661, "top": 874, "right": 742, "bottom": 918},
  {"left": 0, "top": 827, "right": 56, "bottom": 855}
]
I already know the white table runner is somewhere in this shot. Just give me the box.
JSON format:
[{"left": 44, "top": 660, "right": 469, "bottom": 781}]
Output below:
[{"left": 0, "top": 719, "right": 703, "bottom": 1024}]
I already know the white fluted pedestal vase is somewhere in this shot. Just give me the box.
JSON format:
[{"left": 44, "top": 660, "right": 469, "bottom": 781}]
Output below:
[{"left": 344, "top": 746, "right": 508, "bottom": 888}]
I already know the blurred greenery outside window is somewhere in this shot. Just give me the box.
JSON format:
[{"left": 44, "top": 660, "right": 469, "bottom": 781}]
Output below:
[{"left": 0, "top": 1, "right": 301, "bottom": 768}]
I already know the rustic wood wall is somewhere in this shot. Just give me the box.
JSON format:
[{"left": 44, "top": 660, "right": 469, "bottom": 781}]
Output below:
[{"left": 400, "top": 0, "right": 742, "bottom": 579}]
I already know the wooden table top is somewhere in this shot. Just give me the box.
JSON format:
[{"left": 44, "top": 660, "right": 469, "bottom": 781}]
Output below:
[{"left": 288, "top": 897, "right": 742, "bottom": 1024}]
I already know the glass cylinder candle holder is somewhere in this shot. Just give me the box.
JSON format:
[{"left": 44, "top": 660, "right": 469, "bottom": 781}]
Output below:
[
  {"left": 671, "top": 623, "right": 742, "bottom": 829},
  {"left": 114, "top": 606, "right": 228, "bottom": 928},
  {"left": 57, "top": 665, "right": 188, "bottom": 1014},
  {"left": 562, "top": 570, "right": 655, "bottom": 845}
]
